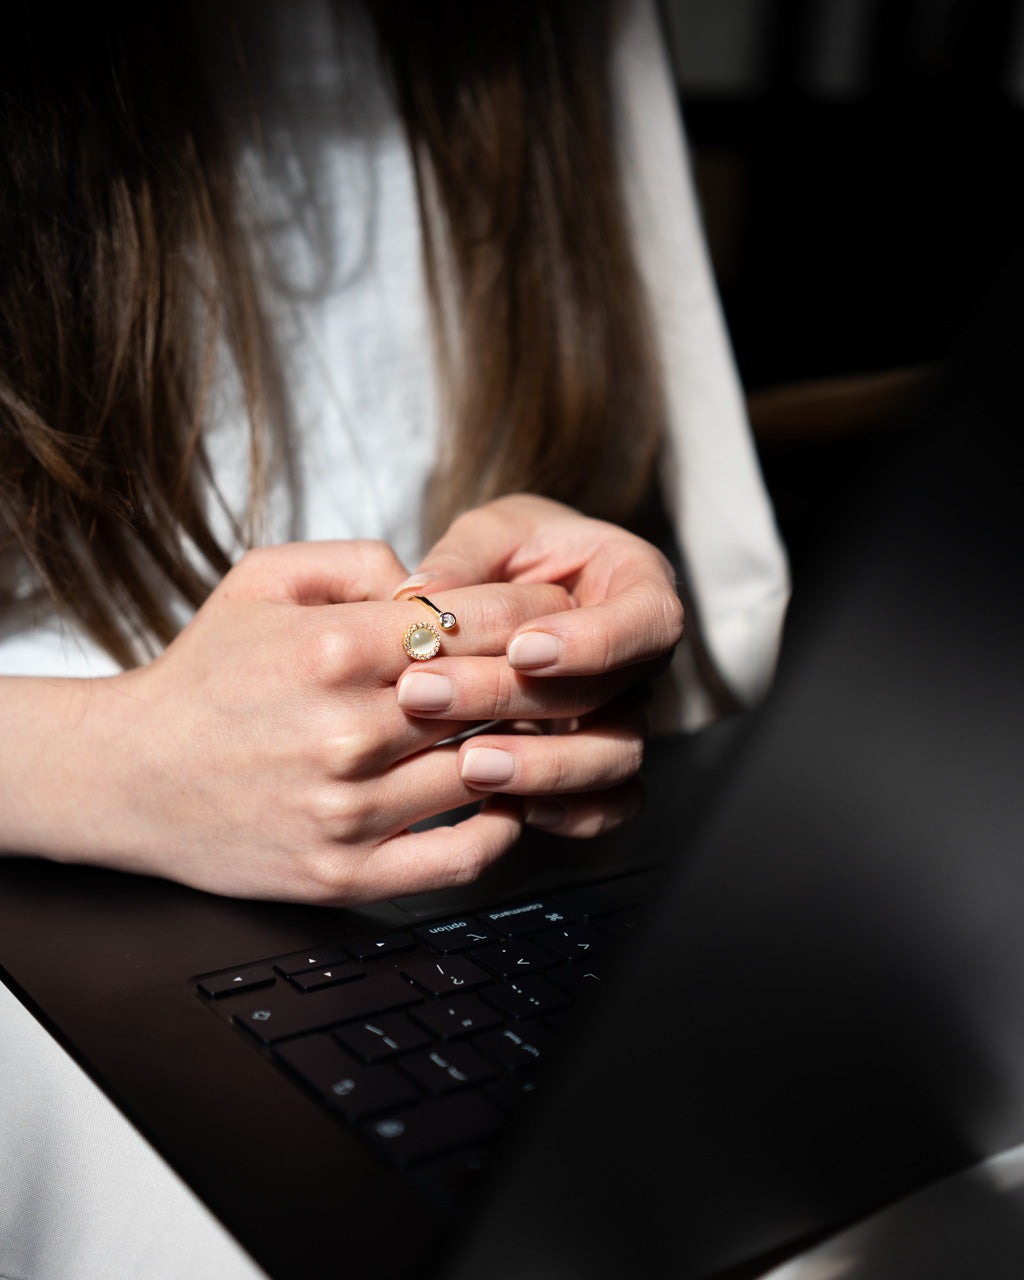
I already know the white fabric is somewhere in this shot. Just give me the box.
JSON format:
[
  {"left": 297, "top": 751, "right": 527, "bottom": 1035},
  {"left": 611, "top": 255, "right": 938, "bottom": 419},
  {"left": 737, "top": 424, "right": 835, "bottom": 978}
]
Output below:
[
  {"left": 613, "top": 0, "right": 789, "bottom": 712},
  {"left": 0, "top": 3, "right": 789, "bottom": 1276},
  {"left": 0, "top": 980, "right": 265, "bottom": 1280}
]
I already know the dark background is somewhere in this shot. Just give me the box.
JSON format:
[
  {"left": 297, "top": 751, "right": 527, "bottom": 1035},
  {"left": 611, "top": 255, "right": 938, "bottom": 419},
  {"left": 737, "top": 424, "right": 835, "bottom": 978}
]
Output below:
[{"left": 660, "top": 0, "right": 1024, "bottom": 578}]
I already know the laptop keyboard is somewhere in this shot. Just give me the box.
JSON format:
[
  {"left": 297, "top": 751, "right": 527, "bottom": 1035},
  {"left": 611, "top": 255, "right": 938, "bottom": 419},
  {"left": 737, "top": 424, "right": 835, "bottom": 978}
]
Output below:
[{"left": 193, "top": 870, "right": 654, "bottom": 1193}]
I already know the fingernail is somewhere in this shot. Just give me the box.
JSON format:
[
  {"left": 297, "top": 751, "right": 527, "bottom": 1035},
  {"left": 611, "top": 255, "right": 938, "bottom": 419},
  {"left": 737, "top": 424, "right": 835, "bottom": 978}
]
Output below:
[
  {"left": 397, "top": 672, "right": 454, "bottom": 713},
  {"left": 508, "top": 719, "right": 545, "bottom": 736},
  {"left": 461, "top": 747, "right": 517, "bottom": 786},
  {"left": 392, "top": 573, "right": 434, "bottom": 600},
  {"left": 508, "top": 632, "right": 561, "bottom": 670},
  {"left": 525, "top": 800, "right": 567, "bottom": 830}
]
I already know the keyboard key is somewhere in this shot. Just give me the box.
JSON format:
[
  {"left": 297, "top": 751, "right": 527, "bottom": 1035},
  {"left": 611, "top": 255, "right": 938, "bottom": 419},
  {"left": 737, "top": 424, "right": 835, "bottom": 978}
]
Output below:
[
  {"left": 409, "top": 994, "right": 502, "bottom": 1041},
  {"left": 289, "top": 964, "right": 364, "bottom": 993},
  {"left": 469, "top": 940, "right": 552, "bottom": 977},
  {"left": 276, "top": 1035, "right": 420, "bottom": 1120},
  {"left": 400, "top": 1044, "right": 498, "bottom": 1095},
  {"left": 473, "top": 1023, "right": 551, "bottom": 1072},
  {"left": 335, "top": 1013, "right": 430, "bottom": 1062},
  {"left": 546, "top": 963, "right": 607, "bottom": 995},
  {"left": 273, "top": 945, "right": 351, "bottom": 977},
  {"left": 413, "top": 919, "right": 497, "bottom": 953},
  {"left": 478, "top": 901, "right": 570, "bottom": 936},
  {"left": 363, "top": 1094, "right": 502, "bottom": 1166},
  {"left": 233, "top": 975, "right": 421, "bottom": 1044},
  {"left": 533, "top": 922, "right": 609, "bottom": 962},
  {"left": 479, "top": 976, "right": 569, "bottom": 1020},
  {"left": 197, "top": 967, "right": 276, "bottom": 999},
  {"left": 402, "top": 956, "right": 491, "bottom": 997},
  {"left": 344, "top": 931, "right": 416, "bottom": 962}
]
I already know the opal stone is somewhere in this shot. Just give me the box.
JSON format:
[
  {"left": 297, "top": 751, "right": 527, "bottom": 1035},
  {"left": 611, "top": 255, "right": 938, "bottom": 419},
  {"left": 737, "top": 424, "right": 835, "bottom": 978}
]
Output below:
[{"left": 405, "top": 624, "right": 440, "bottom": 660}]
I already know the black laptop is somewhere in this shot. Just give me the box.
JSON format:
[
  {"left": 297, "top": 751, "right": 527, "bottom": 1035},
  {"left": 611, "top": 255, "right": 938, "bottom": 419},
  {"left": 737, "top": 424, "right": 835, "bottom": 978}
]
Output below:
[{"left": 3, "top": 328, "right": 1024, "bottom": 1279}]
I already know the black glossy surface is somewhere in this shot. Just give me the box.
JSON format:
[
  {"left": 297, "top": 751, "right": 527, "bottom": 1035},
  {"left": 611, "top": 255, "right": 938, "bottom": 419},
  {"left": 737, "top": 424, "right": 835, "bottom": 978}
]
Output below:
[{"left": 448, "top": 346, "right": 1024, "bottom": 1278}]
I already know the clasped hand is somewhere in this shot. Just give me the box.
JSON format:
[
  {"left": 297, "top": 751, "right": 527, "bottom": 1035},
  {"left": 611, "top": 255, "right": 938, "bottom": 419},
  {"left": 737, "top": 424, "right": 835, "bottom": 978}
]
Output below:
[{"left": 80, "top": 496, "right": 683, "bottom": 904}]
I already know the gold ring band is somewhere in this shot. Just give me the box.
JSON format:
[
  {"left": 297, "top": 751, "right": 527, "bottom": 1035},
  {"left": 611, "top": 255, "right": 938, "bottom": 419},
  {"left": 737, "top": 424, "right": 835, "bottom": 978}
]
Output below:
[{"left": 402, "top": 596, "right": 457, "bottom": 661}]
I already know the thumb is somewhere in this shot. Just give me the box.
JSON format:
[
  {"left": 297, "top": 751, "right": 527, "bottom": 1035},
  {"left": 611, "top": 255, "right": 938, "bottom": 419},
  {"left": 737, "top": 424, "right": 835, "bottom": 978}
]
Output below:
[
  {"left": 230, "top": 541, "right": 412, "bottom": 605},
  {"left": 392, "top": 497, "right": 557, "bottom": 599}
]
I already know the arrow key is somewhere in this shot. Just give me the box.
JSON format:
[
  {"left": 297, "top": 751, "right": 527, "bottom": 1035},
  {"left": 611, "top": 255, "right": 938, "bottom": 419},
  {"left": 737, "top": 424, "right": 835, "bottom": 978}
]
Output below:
[
  {"left": 197, "top": 966, "right": 276, "bottom": 999},
  {"left": 468, "top": 941, "right": 551, "bottom": 978},
  {"left": 289, "top": 964, "right": 364, "bottom": 992},
  {"left": 344, "top": 931, "right": 416, "bottom": 962}
]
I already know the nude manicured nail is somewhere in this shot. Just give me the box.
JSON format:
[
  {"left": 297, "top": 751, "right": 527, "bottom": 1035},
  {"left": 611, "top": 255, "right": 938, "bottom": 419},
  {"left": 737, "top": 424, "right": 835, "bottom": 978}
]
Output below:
[
  {"left": 397, "top": 672, "right": 454, "bottom": 713},
  {"left": 508, "top": 632, "right": 561, "bottom": 670},
  {"left": 392, "top": 572, "right": 434, "bottom": 600},
  {"left": 461, "top": 747, "right": 517, "bottom": 785}
]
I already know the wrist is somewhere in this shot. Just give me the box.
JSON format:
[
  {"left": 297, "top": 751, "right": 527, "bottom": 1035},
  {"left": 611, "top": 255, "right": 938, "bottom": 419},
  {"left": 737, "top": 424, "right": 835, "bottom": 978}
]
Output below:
[{"left": 0, "top": 673, "right": 138, "bottom": 862}]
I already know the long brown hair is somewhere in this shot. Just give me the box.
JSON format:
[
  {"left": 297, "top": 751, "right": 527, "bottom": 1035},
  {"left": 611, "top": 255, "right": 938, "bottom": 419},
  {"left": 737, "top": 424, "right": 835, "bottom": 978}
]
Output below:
[{"left": 0, "top": 0, "right": 665, "bottom": 667}]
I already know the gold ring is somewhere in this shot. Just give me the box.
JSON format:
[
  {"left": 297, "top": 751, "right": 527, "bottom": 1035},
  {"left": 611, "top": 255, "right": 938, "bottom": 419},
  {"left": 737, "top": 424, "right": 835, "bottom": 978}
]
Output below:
[{"left": 402, "top": 596, "right": 457, "bottom": 661}]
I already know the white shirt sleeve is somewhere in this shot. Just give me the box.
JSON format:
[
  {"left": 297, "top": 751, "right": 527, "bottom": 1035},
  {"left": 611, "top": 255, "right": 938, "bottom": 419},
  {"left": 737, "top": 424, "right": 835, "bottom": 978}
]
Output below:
[{"left": 611, "top": 0, "right": 791, "bottom": 725}]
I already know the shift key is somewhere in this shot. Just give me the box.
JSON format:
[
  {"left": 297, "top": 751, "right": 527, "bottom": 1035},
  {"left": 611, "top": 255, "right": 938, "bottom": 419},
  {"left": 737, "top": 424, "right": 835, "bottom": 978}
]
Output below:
[{"left": 233, "top": 975, "right": 421, "bottom": 1044}]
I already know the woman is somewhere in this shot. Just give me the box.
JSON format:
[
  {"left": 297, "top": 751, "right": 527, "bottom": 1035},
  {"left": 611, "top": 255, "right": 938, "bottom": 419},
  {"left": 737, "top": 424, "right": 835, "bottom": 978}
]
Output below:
[{"left": 0, "top": 0, "right": 788, "bottom": 1274}]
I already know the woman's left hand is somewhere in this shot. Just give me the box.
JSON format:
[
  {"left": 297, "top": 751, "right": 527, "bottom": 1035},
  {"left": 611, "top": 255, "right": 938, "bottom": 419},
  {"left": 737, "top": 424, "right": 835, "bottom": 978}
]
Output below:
[{"left": 392, "top": 494, "right": 685, "bottom": 836}]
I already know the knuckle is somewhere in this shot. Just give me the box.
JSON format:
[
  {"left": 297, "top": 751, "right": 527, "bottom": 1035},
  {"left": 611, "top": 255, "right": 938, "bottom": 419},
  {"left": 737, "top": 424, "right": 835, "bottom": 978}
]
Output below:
[
  {"left": 440, "top": 838, "right": 492, "bottom": 888},
  {"left": 490, "top": 665, "right": 518, "bottom": 720},
  {"left": 586, "top": 735, "right": 644, "bottom": 790},
  {"left": 290, "top": 850, "right": 359, "bottom": 905},
  {"left": 300, "top": 626, "right": 356, "bottom": 682},
  {"left": 544, "top": 748, "right": 575, "bottom": 795},
  {"left": 321, "top": 728, "right": 379, "bottom": 780},
  {"left": 231, "top": 545, "right": 275, "bottom": 585},
  {"left": 487, "top": 581, "right": 570, "bottom": 628},
  {"left": 593, "top": 806, "right": 627, "bottom": 836},
  {"left": 475, "top": 582, "right": 522, "bottom": 630},
  {"left": 619, "top": 730, "right": 645, "bottom": 780},
  {"left": 582, "top": 812, "right": 611, "bottom": 838},
  {"left": 445, "top": 509, "right": 477, "bottom": 540},
  {"left": 266, "top": 816, "right": 361, "bottom": 904},
  {"left": 306, "top": 782, "right": 356, "bottom": 834},
  {"left": 659, "top": 586, "right": 686, "bottom": 646},
  {"left": 308, "top": 777, "right": 375, "bottom": 840},
  {"left": 568, "top": 797, "right": 631, "bottom": 839},
  {"left": 353, "top": 539, "right": 402, "bottom": 576},
  {"left": 580, "top": 613, "right": 615, "bottom": 672}
]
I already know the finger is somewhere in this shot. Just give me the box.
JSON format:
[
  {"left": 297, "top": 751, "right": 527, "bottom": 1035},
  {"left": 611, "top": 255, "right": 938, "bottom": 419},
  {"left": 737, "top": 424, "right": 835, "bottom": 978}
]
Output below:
[
  {"left": 521, "top": 782, "right": 643, "bottom": 839},
  {"left": 227, "top": 540, "right": 412, "bottom": 605},
  {"left": 396, "top": 655, "right": 657, "bottom": 720},
  {"left": 323, "top": 743, "right": 486, "bottom": 839},
  {"left": 455, "top": 713, "right": 645, "bottom": 796},
  {"left": 504, "top": 576, "right": 684, "bottom": 676},
  {"left": 394, "top": 496, "right": 684, "bottom": 677},
  {"left": 307, "top": 797, "right": 523, "bottom": 905},
  {"left": 322, "top": 705, "right": 483, "bottom": 775},
  {"left": 266, "top": 582, "right": 569, "bottom": 709},
  {"left": 392, "top": 495, "right": 567, "bottom": 596},
  {"left": 343, "top": 581, "right": 573, "bottom": 686}
]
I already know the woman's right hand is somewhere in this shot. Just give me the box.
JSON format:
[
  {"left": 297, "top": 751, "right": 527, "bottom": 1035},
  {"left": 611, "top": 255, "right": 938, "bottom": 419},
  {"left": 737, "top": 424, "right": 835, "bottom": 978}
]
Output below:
[{"left": 0, "top": 541, "right": 571, "bottom": 905}]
